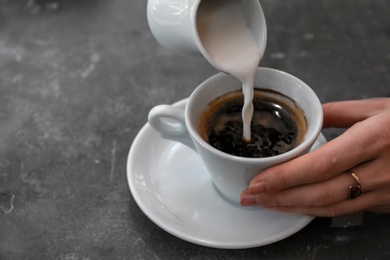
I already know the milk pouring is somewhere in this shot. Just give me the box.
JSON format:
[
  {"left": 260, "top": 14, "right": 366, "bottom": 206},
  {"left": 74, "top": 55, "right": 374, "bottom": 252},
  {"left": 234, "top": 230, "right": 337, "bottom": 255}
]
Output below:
[
  {"left": 197, "top": 0, "right": 263, "bottom": 141},
  {"left": 147, "top": 0, "right": 267, "bottom": 141}
]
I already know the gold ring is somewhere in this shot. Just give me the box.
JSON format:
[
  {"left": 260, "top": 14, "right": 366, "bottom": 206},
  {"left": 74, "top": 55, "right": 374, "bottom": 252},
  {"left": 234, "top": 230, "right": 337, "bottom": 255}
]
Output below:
[{"left": 348, "top": 169, "right": 362, "bottom": 199}]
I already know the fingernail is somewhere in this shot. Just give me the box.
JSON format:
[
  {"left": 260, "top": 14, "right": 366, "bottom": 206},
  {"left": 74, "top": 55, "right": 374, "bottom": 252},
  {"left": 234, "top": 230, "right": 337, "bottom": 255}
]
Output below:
[
  {"left": 240, "top": 193, "right": 257, "bottom": 207},
  {"left": 249, "top": 181, "right": 267, "bottom": 194}
]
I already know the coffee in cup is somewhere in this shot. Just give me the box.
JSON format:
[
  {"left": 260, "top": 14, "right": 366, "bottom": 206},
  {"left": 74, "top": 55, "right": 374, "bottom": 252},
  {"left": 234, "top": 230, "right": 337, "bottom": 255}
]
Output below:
[{"left": 198, "top": 88, "right": 307, "bottom": 158}]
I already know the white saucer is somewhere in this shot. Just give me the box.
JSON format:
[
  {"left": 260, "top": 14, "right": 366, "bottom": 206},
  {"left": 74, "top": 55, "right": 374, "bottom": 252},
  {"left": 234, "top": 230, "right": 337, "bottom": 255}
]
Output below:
[{"left": 127, "top": 99, "right": 327, "bottom": 249}]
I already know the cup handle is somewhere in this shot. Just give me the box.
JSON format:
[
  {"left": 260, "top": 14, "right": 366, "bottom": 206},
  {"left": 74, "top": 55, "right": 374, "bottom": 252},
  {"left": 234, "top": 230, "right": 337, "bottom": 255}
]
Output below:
[{"left": 148, "top": 105, "right": 197, "bottom": 151}]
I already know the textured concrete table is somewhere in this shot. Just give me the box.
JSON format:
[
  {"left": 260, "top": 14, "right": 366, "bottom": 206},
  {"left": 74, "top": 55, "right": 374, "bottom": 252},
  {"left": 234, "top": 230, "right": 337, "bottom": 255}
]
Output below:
[{"left": 1, "top": 0, "right": 389, "bottom": 259}]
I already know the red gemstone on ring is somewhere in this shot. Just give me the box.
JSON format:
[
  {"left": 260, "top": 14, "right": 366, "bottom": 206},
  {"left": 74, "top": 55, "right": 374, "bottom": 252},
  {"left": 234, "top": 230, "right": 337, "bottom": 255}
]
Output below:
[{"left": 349, "top": 185, "right": 362, "bottom": 199}]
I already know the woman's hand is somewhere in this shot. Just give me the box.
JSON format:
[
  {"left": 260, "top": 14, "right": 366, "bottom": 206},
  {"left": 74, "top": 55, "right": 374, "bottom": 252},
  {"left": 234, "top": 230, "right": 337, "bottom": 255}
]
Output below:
[{"left": 240, "top": 98, "right": 390, "bottom": 217}]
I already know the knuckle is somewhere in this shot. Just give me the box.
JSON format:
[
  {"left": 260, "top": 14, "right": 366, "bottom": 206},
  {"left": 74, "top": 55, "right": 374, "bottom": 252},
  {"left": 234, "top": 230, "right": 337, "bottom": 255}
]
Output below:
[
  {"left": 325, "top": 205, "right": 344, "bottom": 217},
  {"left": 322, "top": 102, "right": 337, "bottom": 114},
  {"left": 262, "top": 194, "right": 281, "bottom": 207},
  {"left": 360, "top": 113, "right": 390, "bottom": 150},
  {"left": 314, "top": 153, "right": 339, "bottom": 179},
  {"left": 311, "top": 186, "right": 334, "bottom": 206},
  {"left": 373, "top": 167, "right": 390, "bottom": 190}
]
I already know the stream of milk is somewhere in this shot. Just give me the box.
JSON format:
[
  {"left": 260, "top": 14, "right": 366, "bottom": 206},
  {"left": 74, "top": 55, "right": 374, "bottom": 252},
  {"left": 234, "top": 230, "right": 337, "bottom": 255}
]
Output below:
[{"left": 197, "top": 0, "right": 262, "bottom": 141}]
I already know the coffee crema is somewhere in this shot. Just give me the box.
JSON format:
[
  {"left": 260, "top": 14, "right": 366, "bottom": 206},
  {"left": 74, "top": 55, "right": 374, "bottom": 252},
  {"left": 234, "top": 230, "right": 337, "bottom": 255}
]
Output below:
[{"left": 199, "top": 89, "right": 307, "bottom": 158}]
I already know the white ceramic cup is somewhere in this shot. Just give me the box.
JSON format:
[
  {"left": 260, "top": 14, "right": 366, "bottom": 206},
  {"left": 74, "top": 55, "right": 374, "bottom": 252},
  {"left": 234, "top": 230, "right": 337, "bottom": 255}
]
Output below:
[
  {"left": 147, "top": 0, "right": 267, "bottom": 68},
  {"left": 148, "top": 67, "right": 323, "bottom": 204}
]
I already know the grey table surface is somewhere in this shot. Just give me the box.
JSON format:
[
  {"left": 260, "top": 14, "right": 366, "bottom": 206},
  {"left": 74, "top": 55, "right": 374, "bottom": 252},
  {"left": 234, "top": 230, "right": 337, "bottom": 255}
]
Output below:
[{"left": 1, "top": 0, "right": 390, "bottom": 259}]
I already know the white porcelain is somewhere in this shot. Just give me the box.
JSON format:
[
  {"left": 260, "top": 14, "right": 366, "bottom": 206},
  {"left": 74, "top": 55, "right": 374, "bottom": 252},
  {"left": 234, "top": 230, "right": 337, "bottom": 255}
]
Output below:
[
  {"left": 128, "top": 98, "right": 327, "bottom": 249},
  {"left": 148, "top": 67, "right": 323, "bottom": 204},
  {"left": 146, "top": 0, "right": 267, "bottom": 67}
]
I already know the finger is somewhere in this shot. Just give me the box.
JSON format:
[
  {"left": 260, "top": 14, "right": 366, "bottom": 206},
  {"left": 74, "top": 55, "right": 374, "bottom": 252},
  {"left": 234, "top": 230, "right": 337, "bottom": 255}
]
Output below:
[
  {"left": 248, "top": 119, "right": 379, "bottom": 194},
  {"left": 261, "top": 192, "right": 374, "bottom": 217},
  {"left": 263, "top": 188, "right": 390, "bottom": 217},
  {"left": 322, "top": 98, "right": 389, "bottom": 128},
  {"left": 252, "top": 171, "right": 355, "bottom": 208}
]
